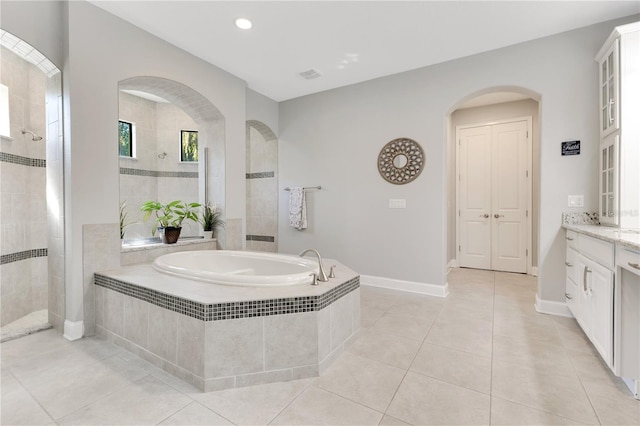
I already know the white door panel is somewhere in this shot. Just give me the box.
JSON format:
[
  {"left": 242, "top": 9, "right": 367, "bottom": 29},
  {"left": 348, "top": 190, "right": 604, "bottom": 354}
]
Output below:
[{"left": 457, "top": 119, "right": 529, "bottom": 273}]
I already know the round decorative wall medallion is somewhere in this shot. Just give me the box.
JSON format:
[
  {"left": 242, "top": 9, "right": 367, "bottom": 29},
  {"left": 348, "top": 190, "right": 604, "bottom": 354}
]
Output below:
[{"left": 377, "top": 138, "right": 425, "bottom": 184}]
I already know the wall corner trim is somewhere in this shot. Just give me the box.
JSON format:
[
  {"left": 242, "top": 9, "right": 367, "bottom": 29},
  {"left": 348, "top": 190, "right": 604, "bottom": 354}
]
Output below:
[
  {"left": 534, "top": 294, "right": 572, "bottom": 318},
  {"left": 63, "top": 320, "right": 84, "bottom": 341},
  {"left": 360, "top": 274, "right": 449, "bottom": 298}
]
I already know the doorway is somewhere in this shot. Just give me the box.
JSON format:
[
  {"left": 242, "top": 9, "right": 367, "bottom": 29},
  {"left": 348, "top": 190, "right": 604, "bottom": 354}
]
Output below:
[{"left": 456, "top": 117, "right": 532, "bottom": 274}]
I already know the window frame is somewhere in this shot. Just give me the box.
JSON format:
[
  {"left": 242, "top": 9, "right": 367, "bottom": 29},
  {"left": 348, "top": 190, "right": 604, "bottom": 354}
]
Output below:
[
  {"left": 180, "top": 129, "right": 199, "bottom": 163},
  {"left": 118, "top": 120, "right": 135, "bottom": 158}
]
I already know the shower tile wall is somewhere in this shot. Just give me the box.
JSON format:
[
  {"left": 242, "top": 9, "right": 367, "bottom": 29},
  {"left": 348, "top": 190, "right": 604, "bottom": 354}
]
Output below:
[
  {"left": 246, "top": 125, "right": 278, "bottom": 252},
  {"left": 0, "top": 47, "right": 48, "bottom": 326},
  {"left": 119, "top": 92, "right": 200, "bottom": 240}
]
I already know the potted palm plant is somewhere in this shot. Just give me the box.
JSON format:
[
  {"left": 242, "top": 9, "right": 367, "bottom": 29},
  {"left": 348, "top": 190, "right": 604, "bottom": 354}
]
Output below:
[
  {"left": 141, "top": 200, "right": 201, "bottom": 244},
  {"left": 200, "top": 202, "right": 225, "bottom": 239}
]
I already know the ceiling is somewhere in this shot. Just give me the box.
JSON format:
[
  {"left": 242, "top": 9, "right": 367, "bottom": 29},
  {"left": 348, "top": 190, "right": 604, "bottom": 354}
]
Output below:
[{"left": 89, "top": 1, "right": 639, "bottom": 102}]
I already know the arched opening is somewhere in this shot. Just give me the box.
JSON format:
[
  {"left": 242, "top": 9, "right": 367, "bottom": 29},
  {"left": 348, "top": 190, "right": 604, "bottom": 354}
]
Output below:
[
  {"left": 446, "top": 86, "right": 541, "bottom": 277},
  {"left": 245, "top": 120, "right": 278, "bottom": 252},
  {"left": 0, "top": 30, "right": 64, "bottom": 340},
  {"left": 117, "top": 77, "right": 226, "bottom": 246}
]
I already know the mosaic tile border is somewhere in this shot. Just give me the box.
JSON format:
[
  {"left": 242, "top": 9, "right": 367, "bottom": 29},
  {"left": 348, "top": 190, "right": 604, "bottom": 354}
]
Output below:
[
  {"left": 246, "top": 235, "right": 275, "bottom": 243},
  {"left": 1, "top": 248, "right": 48, "bottom": 265},
  {"left": 120, "top": 167, "right": 198, "bottom": 179},
  {"left": 246, "top": 171, "right": 275, "bottom": 179},
  {"left": 0, "top": 152, "right": 46, "bottom": 168},
  {"left": 95, "top": 273, "right": 359, "bottom": 322}
]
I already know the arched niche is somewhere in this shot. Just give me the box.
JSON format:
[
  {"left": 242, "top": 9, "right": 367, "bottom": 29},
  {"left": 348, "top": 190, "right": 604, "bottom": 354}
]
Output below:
[
  {"left": 118, "top": 76, "right": 226, "bottom": 246},
  {"left": 245, "top": 120, "right": 278, "bottom": 252},
  {"left": 446, "top": 86, "right": 541, "bottom": 276}
]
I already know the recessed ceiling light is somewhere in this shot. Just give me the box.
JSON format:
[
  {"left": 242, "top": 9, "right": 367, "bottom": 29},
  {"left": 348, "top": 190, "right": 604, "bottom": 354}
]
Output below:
[{"left": 235, "top": 18, "right": 252, "bottom": 30}]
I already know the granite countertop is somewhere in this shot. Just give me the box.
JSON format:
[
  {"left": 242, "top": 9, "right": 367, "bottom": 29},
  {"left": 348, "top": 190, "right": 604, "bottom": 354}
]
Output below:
[{"left": 563, "top": 223, "right": 640, "bottom": 251}]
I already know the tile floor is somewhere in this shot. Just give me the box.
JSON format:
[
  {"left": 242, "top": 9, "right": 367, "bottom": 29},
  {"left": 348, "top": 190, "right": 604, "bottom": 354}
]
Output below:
[{"left": 1, "top": 268, "right": 639, "bottom": 425}]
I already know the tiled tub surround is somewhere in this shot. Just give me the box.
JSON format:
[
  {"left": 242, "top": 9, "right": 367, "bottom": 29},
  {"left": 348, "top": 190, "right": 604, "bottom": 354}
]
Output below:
[{"left": 94, "top": 260, "right": 360, "bottom": 392}]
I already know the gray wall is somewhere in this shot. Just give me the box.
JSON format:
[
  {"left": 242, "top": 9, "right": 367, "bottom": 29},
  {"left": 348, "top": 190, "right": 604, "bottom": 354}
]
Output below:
[{"left": 279, "top": 15, "right": 639, "bottom": 302}]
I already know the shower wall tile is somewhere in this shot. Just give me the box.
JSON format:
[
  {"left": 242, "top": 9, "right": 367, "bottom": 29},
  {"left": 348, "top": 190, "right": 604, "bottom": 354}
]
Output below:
[{"left": 224, "top": 218, "right": 243, "bottom": 250}]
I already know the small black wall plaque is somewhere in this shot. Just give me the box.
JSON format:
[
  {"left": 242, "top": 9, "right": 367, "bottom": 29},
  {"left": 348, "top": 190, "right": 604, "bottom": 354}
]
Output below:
[{"left": 562, "top": 140, "right": 580, "bottom": 156}]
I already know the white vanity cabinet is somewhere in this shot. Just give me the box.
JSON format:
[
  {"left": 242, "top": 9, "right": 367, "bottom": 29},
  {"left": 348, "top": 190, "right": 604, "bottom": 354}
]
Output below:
[
  {"left": 596, "top": 22, "right": 640, "bottom": 229},
  {"left": 565, "top": 230, "right": 614, "bottom": 368},
  {"left": 614, "top": 245, "right": 640, "bottom": 398}
]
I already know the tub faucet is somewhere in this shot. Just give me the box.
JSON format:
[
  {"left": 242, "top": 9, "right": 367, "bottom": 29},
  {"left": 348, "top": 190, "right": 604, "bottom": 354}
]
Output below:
[{"left": 299, "top": 249, "right": 329, "bottom": 282}]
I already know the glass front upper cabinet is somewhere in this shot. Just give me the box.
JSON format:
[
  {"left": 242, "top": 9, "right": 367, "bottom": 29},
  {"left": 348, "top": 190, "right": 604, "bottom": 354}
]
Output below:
[
  {"left": 599, "top": 40, "right": 619, "bottom": 137},
  {"left": 599, "top": 133, "right": 619, "bottom": 226}
]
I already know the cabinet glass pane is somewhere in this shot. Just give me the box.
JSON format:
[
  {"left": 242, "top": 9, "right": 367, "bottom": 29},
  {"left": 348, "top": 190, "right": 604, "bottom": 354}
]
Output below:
[
  {"left": 602, "top": 62, "right": 607, "bottom": 84},
  {"left": 608, "top": 169, "right": 614, "bottom": 192},
  {"left": 602, "top": 85, "right": 607, "bottom": 107},
  {"left": 602, "top": 148, "right": 607, "bottom": 169},
  {"left": 602, "top": 195, "right": 607, "bottom": 215},
  {"left": 608, "top": 197, "right": 614, "bottom": 217},
  {"left": 603, "top": 109, "right": 608, "bottom": 130},
  {"left": 608, "top": 52, "right": 614, "bottom": 78},
  {"left": 602, "top": 171, "right": 607, "bottom": 193},
  {"left": 608, "top": 79, "right": 614, "bottom": 104},
  {"left": 608, "top": 145, "right": 614, "bottom": 168}
]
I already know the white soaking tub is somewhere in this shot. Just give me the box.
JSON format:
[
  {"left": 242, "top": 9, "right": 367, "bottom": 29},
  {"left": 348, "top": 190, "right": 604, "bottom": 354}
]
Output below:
[{"left": 152, "top": 250, "right": 319, "bottom": 286}]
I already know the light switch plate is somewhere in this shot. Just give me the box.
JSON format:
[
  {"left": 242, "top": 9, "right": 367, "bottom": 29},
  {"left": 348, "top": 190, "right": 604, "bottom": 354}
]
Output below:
[
  {"left": 389, "top": 199, "right": 406, "bottom": 209},
  {"left": 568, "top": 195, "right": 584, "bottom": 207}
]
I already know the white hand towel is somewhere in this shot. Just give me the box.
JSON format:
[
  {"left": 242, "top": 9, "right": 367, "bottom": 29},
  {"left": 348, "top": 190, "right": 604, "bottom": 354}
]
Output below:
[{"left": 289, "top": 187, "right": 307, "bottom": 230}]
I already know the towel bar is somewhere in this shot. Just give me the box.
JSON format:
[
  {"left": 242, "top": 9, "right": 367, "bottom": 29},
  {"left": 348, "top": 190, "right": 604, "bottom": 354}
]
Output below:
[{"left": 284, "top": 186, "right": 322, "bottom": 191}]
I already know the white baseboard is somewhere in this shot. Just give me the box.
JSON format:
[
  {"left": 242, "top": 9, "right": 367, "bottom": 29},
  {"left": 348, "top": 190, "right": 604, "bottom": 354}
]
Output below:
[
  {"left": 531, "top": 266, "right": 538, "bottom": 276},
  {"left": 63, "top": 320, "right": 84, "bottom": 341},
  {"left": 360, "top": 275, "right": 449, "bottom": 298},
  {"left": 534, "top": 294, "right": 573, "bottom": 317},
  {"left": 447, "top": 259, "right": 458, "bottom": 269}
]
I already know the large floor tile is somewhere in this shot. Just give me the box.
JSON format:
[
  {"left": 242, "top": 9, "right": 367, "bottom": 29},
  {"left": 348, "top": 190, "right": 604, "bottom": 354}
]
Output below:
[
  {"left": 348, "top": 328, "right": 421, "bottom": 369},
  {"left": 490, "top": 396, "right": 586, "bottom": 425},
  {"left": 0, "top": 372, "right": 54, "bottom": 425},
  {"left": 378, "top": 414, "right": 412, "bottom": 426},
  {"left": 491, "top": 359, "right": 599, "bottom": 424},
  {"left": 492, "top": 333, "right": 577, "bottom": 379},
  {"left": 15, "top": 354, "right": 150, "bottom": 420},
  {"left": 315, "top": 352, "right": 405, "bottom": 412},
  {"left": 193, "top": 378, "right": 312, "bottom": 425},
  {"left": 158, "top": 401, "right": 233, "bottom": 425},
  {"left": 270, "top": 385, "right": 383, "bottom": 425},
  {"left": 360, "top": 305, "right": 386, "bottom": 328},
  {"left": 387, "top": 371, "right": 490, "bottom": 425},
  {"left": 56, "top": 375, "right": 191, "bottom": 425},
  {"left": 370, "top": 312, "right": 434, "bottom": 341},
  {"left": 410, "top": 343, "right": 491, "bottom": 394},
  {"left": 384, "top": 297, "right": 444, "bottom": 321},
  {"left": 425, "top": 317, "right": 493, "bottom": 357}
]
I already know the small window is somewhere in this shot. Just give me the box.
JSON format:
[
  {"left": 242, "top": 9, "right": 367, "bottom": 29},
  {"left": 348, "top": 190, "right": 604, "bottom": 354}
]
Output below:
[
  {"left": 180, "top": 130, "right": 198, "bottom": 162},
  {"left": 0, "top": 84, "right": 10, "bottom": 138},
  {"left": 119, "top": 120, "right": 134, "bottom": 157}
]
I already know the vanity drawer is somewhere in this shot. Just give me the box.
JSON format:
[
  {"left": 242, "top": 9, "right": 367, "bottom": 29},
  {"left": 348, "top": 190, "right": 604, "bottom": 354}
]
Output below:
[
  {"left": 566, "top": 246, "right": 578, "bottom": 283},
  {"left": 579, "top": 233, "right": 615, "bottom": 269},
  {"left": 566, "top": 230, "right": 578, "bottom": 249},
  {"left": 617, "top": 245, "right": 640, "bottom": 276}
]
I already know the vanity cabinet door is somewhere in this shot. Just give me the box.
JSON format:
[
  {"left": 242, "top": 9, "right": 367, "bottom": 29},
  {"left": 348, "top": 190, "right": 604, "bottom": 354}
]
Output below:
[{"left": 587, "top": 258, "right": 614, "bottom": 367}]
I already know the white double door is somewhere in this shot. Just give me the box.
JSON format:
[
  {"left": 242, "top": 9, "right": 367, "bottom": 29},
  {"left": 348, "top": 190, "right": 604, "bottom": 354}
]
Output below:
[{"left": 457, "top": 119, "right": 530, "bottom": 273}]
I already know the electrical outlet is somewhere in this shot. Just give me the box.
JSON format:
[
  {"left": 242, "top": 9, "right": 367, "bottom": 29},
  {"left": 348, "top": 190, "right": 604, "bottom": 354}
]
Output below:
[
  {"left": 568, "top": 195, "right": 584, "bottom": 208},
  {"left": 389, "top": 199, "right": 406, "bottom": 209}
]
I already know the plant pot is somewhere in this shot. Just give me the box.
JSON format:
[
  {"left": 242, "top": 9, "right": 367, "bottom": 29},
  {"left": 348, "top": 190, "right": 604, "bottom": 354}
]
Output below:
[
  {"left": 160, "top": 226, "right": 182, "bottom": 244},
  {"left": 203, "top": 230, "right": 214, "bottom": 239}
]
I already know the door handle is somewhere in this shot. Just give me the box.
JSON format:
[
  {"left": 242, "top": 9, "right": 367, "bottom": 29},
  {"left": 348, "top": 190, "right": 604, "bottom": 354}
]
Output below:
[
  {"left": 583, "top": 266, "right": 591, "bottom": 292},
  {"left": 494, "top": 214, "right": 504, "bottom": 219},
  {"left": 608, "top": 99, "right": 615, "bottom": 125},
  {"left": 479, "top": 214, "right": 489, "bottom": 218}
]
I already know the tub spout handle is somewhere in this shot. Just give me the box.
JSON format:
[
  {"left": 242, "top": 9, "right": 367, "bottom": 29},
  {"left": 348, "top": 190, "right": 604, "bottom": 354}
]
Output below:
[
  {"left": 309, "top": 272, "right": 319, "bottom": 286},
  {"left": 329, "top": 265, "right": 336, "bottom": 279}
]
